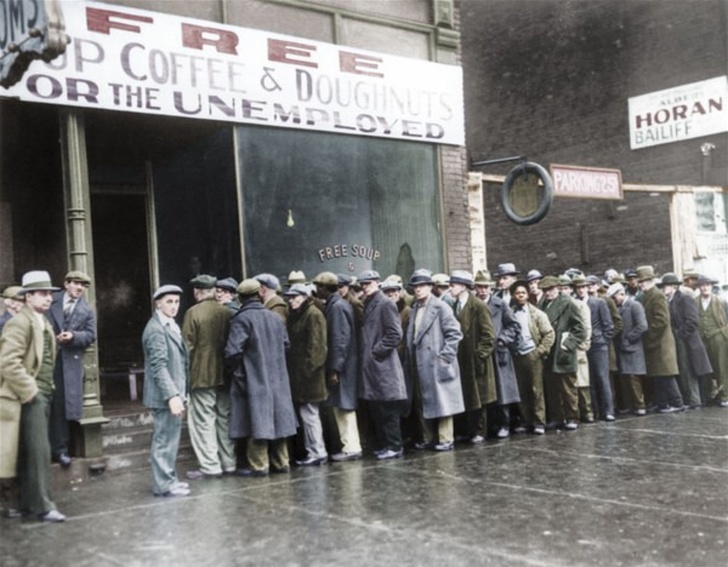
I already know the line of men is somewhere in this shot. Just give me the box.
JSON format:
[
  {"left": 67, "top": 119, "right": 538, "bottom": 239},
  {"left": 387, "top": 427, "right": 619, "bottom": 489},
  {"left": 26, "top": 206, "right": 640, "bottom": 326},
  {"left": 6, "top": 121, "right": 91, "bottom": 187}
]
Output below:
[{"left": 143, "top": 261, "right": 728, "bottom": 499}]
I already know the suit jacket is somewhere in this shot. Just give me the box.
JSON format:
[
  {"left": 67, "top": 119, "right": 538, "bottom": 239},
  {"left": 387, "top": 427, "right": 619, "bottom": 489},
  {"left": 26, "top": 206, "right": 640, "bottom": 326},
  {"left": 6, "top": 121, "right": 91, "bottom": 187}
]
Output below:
[
  {"left": 46, "top": 291, "right": 97, "bottom": 420},
  {"left": 0, "top": 306, "right": 56, "bottom": 478},
  {"left": 142, "top": 312, "right": 189, "bottom": 409}
]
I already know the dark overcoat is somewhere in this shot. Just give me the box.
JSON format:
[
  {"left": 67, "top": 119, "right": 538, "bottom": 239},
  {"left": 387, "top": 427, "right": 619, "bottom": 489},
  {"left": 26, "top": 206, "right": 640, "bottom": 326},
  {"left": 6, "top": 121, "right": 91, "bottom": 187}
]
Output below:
[
  {"left": 615, "top": 296, "right": 648, "bottom": 375},
  {"left": 47, "top": 292, "right": 97, "bottom": 421},
  {"left": 359, "top": 290, "right": 407, "bottom": 402},
  {"left": 539, "top": 293, "right": 587, "bottom": 374},
  {"left": 487, "top": 294, "right": 520, "bottom": 404},
  {"left": 639, "top": 286, "right": 679, "bottom": 377},
  {"left": 286, "top": 299, "right": 328, "bottom": 404},
  {"left": 323, "top": 293, "right": 359, "bottom": 410},
  {"left": 225, "top": 300, "right": 297, "bottom": 440},
  {"left": 456, "top": 294, "right": 496, "bottom": 410},
  {"left": 181, "top": 297, "right": 231, "bottom": 389},
  {"left": 405, "top": 295, "right": 464, "bottom": 419},
  {"left": 669, "top": 288, "right": 712, "bottom": 377}
]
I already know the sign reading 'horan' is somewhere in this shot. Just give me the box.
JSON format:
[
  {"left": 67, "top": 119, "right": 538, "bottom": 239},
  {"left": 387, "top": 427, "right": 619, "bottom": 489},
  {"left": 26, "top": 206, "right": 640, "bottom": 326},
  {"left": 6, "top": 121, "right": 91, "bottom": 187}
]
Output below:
[
  {"left": 628, "top": 76, "right": 728, "bottom": 150},
  {"left": 0, "top": 1, "right": 465, "bottom": 145},
  {"left": 549, "top": 164, "right": 623, "bottom": 201}
]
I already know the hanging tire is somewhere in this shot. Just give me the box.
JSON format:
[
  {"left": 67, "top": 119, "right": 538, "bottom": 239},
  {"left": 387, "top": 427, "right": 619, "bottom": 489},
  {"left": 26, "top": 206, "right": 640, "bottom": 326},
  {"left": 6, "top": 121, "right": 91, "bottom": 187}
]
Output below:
[{"left": 501, "top": 161, "right": 553, "bottom": 226}]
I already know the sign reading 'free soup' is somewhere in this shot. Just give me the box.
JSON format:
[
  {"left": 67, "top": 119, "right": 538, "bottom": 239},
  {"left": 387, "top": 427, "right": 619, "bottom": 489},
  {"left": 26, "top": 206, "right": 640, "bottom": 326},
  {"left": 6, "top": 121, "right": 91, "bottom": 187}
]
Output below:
[{"left": 0, "top": 1, "right": 465, "bottom": 145}]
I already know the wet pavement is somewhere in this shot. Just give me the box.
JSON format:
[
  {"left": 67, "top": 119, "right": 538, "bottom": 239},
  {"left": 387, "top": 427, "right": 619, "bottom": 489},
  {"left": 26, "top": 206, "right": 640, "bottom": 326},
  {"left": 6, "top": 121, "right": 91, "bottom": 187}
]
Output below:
[{"left": 2, "top": 407, "right": 727, "bottom": 567}]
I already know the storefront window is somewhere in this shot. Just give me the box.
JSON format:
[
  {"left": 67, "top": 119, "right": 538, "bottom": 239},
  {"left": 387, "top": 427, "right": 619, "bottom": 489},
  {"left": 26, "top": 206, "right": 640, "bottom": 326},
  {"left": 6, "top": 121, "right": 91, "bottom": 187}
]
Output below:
[{"left": 236, "top": 126, "right": 443, "bottom": 283}]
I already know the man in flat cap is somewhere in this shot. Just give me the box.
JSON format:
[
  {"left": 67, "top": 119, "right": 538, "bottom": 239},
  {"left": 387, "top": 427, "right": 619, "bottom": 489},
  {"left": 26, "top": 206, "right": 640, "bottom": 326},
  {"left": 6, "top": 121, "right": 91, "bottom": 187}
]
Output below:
[
  {"left": 225, "top": 279, "right": 297, "bottom": 476},
  {"left": 0, "top": 286, "right": 24, "bottom": 333},
  {"left": 526, "top": 270, "right": 543, "bottom": 306},
  {"left": 182, "top": 275, "right": 236, "bottom": 480},
  {"left": 215, "top": 277, "right": 240, "bottom": 313},
  {"left": 696, "top": 275, "right": 728, "bottom": 407},
  {"left": 143, "top": 284, "right": 190, "bottom": 497},
  {"left": 45, "top": 270, "right": 97, "bottom": 467},
  {"left": 1, "top": 271, "right": 66, "bottom": 521},
  {"left": 255, "top": 273, "right": 287, "bottom": 323}
]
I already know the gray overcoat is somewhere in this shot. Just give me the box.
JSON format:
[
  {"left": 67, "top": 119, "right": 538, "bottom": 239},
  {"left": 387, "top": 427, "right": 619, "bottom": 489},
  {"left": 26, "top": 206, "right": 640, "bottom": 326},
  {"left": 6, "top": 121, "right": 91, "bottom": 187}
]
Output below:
[
  {"left": 225, "top": 300, "right": 297, "bottom": 440},
  {"left": 488, "top": 295, "right": 521, "bottom": 404},
  {"left": 615, "top": 296, "right": 648, "bottom": 375},
  {"left": 323, "top": 293, "right": 359, "bottom": 410},
  {"left": 405, "top": 295, "right": 465, "bottom": 419}
]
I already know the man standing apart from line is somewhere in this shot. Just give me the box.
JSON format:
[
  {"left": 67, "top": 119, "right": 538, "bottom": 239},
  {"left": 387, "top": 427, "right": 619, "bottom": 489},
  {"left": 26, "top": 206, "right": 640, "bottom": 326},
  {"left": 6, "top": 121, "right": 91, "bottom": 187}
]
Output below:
[
  {"left": 314, "top": 272, "right": 362, "bottom": 462},
  {"left": 405, "top": 269, "right": 464, "bottom": 451},
  {"left": 183, "top": 275, "right": 236, "bottom": 480},
  {"left": 142, "top": 284, "right": 190, "bottom": 497},
  {"left": 696, "top": 275, "right": 728, "bottom": 407},
  {"left": 46, "top": 270, "right": 97, "bottom": 467},
  {"left": 0, "top": 271, "right": 65, "bottom": 521}
]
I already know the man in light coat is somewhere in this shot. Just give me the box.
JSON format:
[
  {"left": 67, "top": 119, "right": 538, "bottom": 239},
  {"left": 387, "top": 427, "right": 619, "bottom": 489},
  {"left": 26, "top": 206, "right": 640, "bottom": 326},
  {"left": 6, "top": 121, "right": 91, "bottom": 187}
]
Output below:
[
  {"left": 142, "top": 285, "right": 190, "bottom": 497},
  {"left": 45, "top": 270, "right": 97, "bottom": 467},
  {"left": 405, "top": 269, "right": 464, "bottom": 451}
]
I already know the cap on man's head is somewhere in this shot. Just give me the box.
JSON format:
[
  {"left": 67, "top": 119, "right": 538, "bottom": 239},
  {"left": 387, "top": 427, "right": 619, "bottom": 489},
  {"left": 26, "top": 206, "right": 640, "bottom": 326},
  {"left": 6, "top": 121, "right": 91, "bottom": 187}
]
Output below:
[
  {"left": 385, "top": 274, "right": 403, "bottom": 285},
  {"left": 624, "top": 268, "right": 638, "bottom": 279},
  {"left": 558, "top": 274, "right": 572, "bottom": 286},
  {"left": 153, "top": 284, "right": 183, "bottom": 301},
  {"left": 283, "top": 283, "right": 310, "bottom": 297},
  {"left": 526, "top": 269, "right": 543, "bottom": 283},
  {"left": 215, "top": 277, "right": 238, "bottom": 292},
  {"left": 337, "top": 273, "right": 353, "bottom": 286},
  {"left": 357, "top": 270, "right": 381, "bottom": 283},
  {"left": 237, "top": 279, "right": 261, "bottom": 296},
  {"left": 449, "top": 270, "right": 474, "bottom": 288},
  {"left": 380, "top": 279, "right": 402, "bottom": 292},
  {"left": 431, "top": 273, "right": 450, "bottom": 287},
  {"left": 65, "top": 270, "right": 92, "bottom": 286},
  {"left": 190, "top": 274, "right": 217, "bottom": 289},
  {"left": 408, "top": 269, "right": 434, "bottom": 287},
  {"left": 2, "top": 286, "right": 24, "bottom": 300},
  {"left": 20, "top": 271, "right": 60, "bottom": 293},
  {"left": 586, "top": 275, "right": 601, "bottom": 286},
  {"left": 313, "top": 272, "right": 339, "bottom": 286},
  {"left": 696, "top": 274, "right": 719, "bottom": 286},
  {"left": 607, "top": 283, "right": 624, "bottom": 297},
  {"left": 538, "top": 276, "right": 560, "bottom": 290},
  {"left": 255, "top": 273, "right": 280, "bottom": 291}
]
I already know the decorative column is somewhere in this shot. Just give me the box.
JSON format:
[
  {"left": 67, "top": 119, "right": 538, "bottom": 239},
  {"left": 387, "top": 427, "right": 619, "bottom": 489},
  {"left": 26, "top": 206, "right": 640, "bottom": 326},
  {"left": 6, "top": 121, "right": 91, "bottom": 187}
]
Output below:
[{"left": 58, "top": 109, "right": 108, "bottom": 460}]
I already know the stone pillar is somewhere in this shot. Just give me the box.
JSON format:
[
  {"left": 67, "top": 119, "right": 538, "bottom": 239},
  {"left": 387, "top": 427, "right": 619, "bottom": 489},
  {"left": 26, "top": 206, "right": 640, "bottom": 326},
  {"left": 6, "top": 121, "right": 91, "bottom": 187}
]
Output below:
[{"left": 58, "top": 109, "right": 108, "bottom": 459}]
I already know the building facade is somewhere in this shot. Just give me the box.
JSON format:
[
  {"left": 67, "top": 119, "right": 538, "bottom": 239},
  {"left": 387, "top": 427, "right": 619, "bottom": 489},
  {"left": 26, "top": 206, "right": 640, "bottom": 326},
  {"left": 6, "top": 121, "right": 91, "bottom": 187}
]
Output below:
[{"left": 0, "top": 0, "right": 470, "bottom": 457}]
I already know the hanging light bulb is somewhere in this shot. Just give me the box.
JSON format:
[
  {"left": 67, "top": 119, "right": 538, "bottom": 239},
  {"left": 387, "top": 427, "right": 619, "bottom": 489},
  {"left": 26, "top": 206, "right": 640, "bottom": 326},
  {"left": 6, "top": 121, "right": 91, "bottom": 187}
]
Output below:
[{"left": 286, "top": 208, "right": 295, "bottom": 228}]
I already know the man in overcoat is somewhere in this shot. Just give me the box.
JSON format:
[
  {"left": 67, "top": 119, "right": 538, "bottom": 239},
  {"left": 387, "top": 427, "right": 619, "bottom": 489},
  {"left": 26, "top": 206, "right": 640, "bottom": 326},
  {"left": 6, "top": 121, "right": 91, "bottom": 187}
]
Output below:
[
  {"left": 696, "top": 275, "right": 728, "bottom": 407},
  {"left": 357, "top": 270, "right": 407, "bottom": 460},
  {"left": 449, "top": 270, "right": 495, "bottom": 443},
  {"left": 538, "top": 276, "right": 587, "bottom": 430},
  {"left": 142, "top": 284, "right": 190, "bottom": 497},
  {"left": 45, "top": 270, "right": 97, "bottom": 467},
  {"left": 659, "top": 273, "right": 712, "bottom": 407},
  {"left": 636, "top": 266, "right": 684, "bottom": 412},
  {"left": 284, "top": 284, "right": 329, "bottom": 466},
  {"left": 405, "top": 269, "right": 464, "bottom": 451},
  {"left": 314, "top": 272, "right": 362, "bottom": 462},
  {"left": 225, "top": 279, "right": 297, "bottom": 476},
  {"left": 182, "top": 275, "right": 236, "bottom": 480},
  {"left": 510, "top": 280, "right": 554, "bottom": 435},
  {"left": 608, "top": 283, "right": 648, "bottom": 415},
  {"left": 0, "top": 271, "right": 65, "bottom": 522}
]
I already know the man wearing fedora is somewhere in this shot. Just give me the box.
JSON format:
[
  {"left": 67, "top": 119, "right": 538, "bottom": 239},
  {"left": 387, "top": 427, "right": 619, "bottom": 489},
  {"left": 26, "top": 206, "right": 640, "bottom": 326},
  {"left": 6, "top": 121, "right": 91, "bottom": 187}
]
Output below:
[
  {"left": 696, "top": 275, "right": 728, "bottom": 407},
  {"left": 45, "top": 270, "right": 97, "bottom": 467},
  {"left": 659, "top": 273, "right": 712, "bottom": 408},
  {"left": 449, "top": 270, "right": 496, "bottom": 443},
  {"left": 142, "top": 284, "right": 191, "bottom": 496},
  {"left": 474, "top": 269, "right": 495, "bottom": 303},
  {"left": 493, "top": 263, "right": 519, "bottom": 305},
  {"left": 405, "top": 269, "right": 464, "bottom": 451},
  {"left": 636, "top": 266, "right": 684, "bottom": 413},
  {"left": 0, "top": 270, "right": 65, "bottom": 521},
  {"left": 526, "top": 270, "right": 544, "bottom": 306}
]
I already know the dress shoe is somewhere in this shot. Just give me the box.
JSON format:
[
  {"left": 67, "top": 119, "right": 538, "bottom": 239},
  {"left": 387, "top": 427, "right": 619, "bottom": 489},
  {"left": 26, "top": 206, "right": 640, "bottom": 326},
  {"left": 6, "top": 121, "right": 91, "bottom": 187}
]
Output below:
[
  {"left": 270, "top": 466, "right": 290, "bottom": 474},
  {"left": 236, "top": 468, "right": 269, "bottom": 477},
  {"left": 295, "top": 456, "right": 328, "bottom": 467},
  {"left": 469, "top": 435, "right": 485, "bottom": 444},
  {"left": 496, "top": 427, "right": 510, "bottom": 439},
  {"left": 564, "top": 421, "right": 578, "bottom": 431},
  {"left": 185, "top": 469, "right": 222, "bottom": 480},
  {"left": 39, "top": 510, "right": 66, "bottom": 522},
  {"left": 720, "top": 400, "right": 728, "bottom": 408},
  {"left": 434, "top": 441, "right": 454, "bottom": 452},
  {"left": 513, "top": 426, "right": 528, "bottom": 434},
  {"left": 157, "top": 486, "right": 191, "bottom": 497},
  {"left": 330, "top": 451, "right": 363, "bottom": 462},
  {"left": 173, "top": 481, "right": 190, "bottom": 490},
  {"left": 604, "top": 414, "right": 615, "bottom": 422},
  {"left": 376, "top": 448, "right": 403, "bottom": 461},
  {"left": 658, "top": 406, "right": 678, "bottom": 414},
  {"left": 55, "top": 453, "right": 72, "bottom": 468},
  {"left": 634, "top": 409, "right": 647, "bottom": 416},
  {"left": 532, "top": 426, "right": 545, "bottom": 435}
]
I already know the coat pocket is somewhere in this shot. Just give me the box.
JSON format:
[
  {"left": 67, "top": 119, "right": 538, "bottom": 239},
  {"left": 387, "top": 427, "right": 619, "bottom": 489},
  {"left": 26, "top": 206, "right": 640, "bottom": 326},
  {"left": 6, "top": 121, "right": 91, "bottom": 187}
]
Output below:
[{"left": 436, "top": 358, "right": 456, "bottom": 383}]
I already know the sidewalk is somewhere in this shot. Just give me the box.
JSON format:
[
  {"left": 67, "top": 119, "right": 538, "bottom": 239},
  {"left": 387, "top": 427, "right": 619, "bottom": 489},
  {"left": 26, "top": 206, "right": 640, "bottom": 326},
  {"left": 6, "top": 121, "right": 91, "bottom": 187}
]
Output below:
[{"left": 2, "top": 407, "right": 727, "bottom": 566}]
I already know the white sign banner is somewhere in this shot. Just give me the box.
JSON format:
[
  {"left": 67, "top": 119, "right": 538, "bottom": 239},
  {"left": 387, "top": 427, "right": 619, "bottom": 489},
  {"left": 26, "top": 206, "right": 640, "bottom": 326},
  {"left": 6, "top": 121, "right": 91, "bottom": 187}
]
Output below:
[
  {"left": 628, "top": 76, "right": 728, "bottom": 150},
  {"left": 0, "top": 1, "right": 465, "bottom": 145}
]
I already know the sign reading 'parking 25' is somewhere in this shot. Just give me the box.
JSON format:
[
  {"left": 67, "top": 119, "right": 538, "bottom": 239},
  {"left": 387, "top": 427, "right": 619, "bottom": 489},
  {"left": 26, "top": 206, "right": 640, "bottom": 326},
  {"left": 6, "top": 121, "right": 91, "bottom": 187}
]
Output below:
[{"left": 0, "top": 1, "right": 465, "bottom": 146}]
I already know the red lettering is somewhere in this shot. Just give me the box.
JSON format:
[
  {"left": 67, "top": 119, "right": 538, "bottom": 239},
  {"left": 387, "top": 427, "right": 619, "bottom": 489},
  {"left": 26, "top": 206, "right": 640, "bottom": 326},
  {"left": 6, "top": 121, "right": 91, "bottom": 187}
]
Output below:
[
  {"left": 86, "top": 7, "right": 153, "bottom": 35},
  {"left": 339, "top": 51, "right": 383, "bottom": 78},
  {"left": 181, "top": 23, "right": 239, "bottom": 55},
  {"left": 268, "top": 39, "right": 318, "bottom": 68}
]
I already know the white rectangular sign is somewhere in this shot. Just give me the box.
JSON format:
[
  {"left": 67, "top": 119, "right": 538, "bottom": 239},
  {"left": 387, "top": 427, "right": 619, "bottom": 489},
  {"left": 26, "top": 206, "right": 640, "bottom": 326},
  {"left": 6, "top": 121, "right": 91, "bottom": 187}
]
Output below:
[
  {"left": 628, "top": 76, "right": 728, "bottom": 150},
  {"left": 0, "top": 1, "right": 465, "bottom": 145},
  {"left": 550, "top": 164, "right": 623, "bottom": 200}
]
